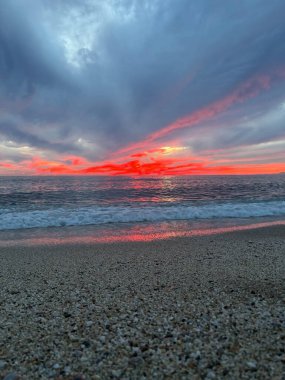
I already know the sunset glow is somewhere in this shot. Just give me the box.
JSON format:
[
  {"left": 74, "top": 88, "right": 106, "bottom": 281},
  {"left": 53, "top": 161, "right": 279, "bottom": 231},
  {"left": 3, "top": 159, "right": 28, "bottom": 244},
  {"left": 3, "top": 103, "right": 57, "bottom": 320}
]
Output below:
[{"left": 1, "top": 1, "right": 285, "bottom": 176}]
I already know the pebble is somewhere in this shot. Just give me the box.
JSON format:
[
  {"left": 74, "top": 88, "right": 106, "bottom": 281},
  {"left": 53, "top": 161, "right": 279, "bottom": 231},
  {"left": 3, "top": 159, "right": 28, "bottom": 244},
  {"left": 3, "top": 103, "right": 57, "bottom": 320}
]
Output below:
[
  {"left": 0, "top": 360, "right": 7, "bottom": 369},
  {"left": 111, "top": 369, "right": 122, "bottom": 378},
  {"left": 206, "top": 370, "right": 216, "bottom": 379},
  {"left": 3, "top": 374, "right": 19, "bottom": 380},
  {"left": 246, "top": 360, "right": 257, "bottom": 370},
  {"left": 1, "top": 231, "right": 284, "bottom": 379},
  {"left": 99, "top": 335, "right": 106, "bottom": 343},
  {"left": 64, "top": 366, "right": 71, "bottom": 374}
]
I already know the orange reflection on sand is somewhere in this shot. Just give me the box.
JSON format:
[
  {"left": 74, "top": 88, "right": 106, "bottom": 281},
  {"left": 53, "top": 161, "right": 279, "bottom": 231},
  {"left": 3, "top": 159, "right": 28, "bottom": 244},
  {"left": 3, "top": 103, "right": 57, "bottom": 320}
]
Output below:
[{"left": 1, "top": 220, "right": 284, "bottom": 247}]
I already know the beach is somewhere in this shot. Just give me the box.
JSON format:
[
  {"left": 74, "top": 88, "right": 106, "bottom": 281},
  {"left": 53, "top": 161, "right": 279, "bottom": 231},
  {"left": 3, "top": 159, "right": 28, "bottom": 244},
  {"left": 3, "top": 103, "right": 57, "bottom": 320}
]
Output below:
[{"left": 1, "top": 225, "right": 285, "bottom": 379}]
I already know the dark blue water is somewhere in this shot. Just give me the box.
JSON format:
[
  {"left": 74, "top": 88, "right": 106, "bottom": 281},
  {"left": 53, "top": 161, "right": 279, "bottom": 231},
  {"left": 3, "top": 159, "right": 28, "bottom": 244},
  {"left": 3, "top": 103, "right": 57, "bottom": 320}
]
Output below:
[{"left": 0, "top": 175, "right": 285, "bottom": 230}]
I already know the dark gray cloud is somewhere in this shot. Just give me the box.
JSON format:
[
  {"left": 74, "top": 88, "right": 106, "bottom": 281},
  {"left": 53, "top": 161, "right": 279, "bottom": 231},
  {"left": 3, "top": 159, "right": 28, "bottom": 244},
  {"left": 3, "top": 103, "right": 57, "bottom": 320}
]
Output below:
[
  {"left": 1, "top": 0, "right": 285, "bottom": 161},
  {"left": 0, "top": 0, "right": 71, "bottom": 91},
  {"left": 0, "top": 118, "right": 82, "bottom": 153}
]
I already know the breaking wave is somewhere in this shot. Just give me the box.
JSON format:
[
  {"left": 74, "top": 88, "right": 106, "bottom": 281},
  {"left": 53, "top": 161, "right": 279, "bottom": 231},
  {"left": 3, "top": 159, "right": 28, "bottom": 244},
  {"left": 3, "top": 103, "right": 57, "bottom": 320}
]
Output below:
[{"left": 0, "top": 200, "right": 285, "bottom": 230}]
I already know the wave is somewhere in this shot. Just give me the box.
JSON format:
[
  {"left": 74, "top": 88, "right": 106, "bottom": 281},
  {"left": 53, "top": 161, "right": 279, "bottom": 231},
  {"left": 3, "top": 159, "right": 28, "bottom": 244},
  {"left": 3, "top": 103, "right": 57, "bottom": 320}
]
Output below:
[{"left": 0, "top": 200, "right": 285, "bottom": 231}]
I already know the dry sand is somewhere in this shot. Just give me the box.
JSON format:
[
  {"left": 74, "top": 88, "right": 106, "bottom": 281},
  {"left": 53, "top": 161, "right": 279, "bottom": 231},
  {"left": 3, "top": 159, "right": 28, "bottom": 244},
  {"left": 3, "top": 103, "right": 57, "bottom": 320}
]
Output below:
[{"left": 0, "top": 225, "right": 285, "bottom": 379}]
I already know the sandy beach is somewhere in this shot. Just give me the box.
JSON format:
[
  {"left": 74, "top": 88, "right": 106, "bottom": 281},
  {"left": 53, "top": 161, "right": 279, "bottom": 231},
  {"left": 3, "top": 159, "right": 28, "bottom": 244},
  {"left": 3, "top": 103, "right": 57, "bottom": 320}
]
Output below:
[{"left": 1, "top": 225, "right": 285, "bottom": 379}]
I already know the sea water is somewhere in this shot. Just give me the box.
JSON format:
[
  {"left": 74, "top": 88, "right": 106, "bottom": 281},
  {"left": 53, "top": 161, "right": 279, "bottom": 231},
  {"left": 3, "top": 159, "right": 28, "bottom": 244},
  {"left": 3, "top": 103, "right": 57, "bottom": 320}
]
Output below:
[{"left": 0, "top": 175, "right": 284, "bottom": 244}]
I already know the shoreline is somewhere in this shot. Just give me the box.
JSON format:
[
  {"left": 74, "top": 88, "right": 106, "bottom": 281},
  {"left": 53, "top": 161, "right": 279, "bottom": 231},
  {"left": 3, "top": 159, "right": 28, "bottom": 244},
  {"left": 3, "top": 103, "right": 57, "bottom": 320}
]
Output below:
[
  {"left": 1, "top": 225, "right": 285, "bottom": 379},
  {"left": 0, "top": 216, "right": 285, "bottom": 248}
]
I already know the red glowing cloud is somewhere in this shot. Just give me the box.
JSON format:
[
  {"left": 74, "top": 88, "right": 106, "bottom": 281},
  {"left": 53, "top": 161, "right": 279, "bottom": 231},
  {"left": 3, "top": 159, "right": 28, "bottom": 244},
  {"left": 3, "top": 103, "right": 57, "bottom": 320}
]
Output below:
[
  {"left": 3, "top": 152, "right": 284, "bottom": 176},
  {"left": 1, "top": 68, "right": 285, "bottom": 177},
  {"left": 0, "top": 162, "right": 15, "bottom": 168}
]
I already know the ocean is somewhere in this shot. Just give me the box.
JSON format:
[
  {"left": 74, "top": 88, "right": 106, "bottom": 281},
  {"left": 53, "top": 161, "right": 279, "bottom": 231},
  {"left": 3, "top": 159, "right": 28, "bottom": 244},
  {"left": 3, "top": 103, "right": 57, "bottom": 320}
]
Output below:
[{"left": 0, "top": 175, "right": 285, "bottom": 245}]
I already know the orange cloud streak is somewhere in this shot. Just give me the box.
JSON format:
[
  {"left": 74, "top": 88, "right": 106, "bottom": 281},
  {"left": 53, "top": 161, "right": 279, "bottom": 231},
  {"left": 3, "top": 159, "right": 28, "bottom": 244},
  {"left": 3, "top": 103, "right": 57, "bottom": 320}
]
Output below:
[{"left": 117, "top": 69, "right": 284, "bottom": 156}]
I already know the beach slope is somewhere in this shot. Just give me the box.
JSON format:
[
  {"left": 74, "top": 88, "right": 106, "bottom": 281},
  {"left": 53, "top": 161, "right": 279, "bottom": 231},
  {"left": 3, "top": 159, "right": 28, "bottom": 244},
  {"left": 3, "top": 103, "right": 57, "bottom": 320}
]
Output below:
[{"left": 1, "top": 225, "right": 285, "bottom": 379}]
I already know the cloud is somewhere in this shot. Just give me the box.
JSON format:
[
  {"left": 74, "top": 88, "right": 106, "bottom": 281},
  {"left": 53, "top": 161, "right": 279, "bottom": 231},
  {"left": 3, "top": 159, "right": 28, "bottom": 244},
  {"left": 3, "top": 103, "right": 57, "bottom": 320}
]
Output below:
[{"left": 1, "top": 0, "right": 285, "bottom": 174}]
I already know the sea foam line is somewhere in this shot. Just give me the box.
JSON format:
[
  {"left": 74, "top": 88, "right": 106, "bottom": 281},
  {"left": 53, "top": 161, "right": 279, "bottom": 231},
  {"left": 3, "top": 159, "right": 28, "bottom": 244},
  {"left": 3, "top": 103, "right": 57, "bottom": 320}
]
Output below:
[{"left": 0, "top": 200, "right": 285, "bottom": 230}]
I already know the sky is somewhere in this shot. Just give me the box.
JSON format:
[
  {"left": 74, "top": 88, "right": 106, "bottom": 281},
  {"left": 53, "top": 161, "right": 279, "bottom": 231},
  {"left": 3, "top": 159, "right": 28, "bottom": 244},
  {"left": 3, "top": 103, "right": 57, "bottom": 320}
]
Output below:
[{"left": 1, "top": 0, "right": 285, "bottom": 176}]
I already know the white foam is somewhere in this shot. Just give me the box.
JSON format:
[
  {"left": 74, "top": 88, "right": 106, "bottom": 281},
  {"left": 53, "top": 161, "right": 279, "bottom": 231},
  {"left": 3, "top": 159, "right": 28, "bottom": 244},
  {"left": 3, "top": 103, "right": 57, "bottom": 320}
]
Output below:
[{"left": 0, "top": 201, "right": 285, "bottom": 231}]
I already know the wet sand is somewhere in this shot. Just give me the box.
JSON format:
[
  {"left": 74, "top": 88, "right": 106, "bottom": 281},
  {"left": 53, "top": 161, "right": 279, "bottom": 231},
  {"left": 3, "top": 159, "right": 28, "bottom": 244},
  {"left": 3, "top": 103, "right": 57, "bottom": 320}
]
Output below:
[{"left": 1, "top": 225, "right": 285, "bottom": 379}]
